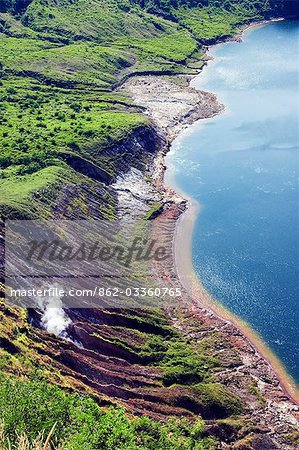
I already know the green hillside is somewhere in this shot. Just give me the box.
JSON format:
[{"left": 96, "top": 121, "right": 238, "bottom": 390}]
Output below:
[{"left": 0, "top": 0, "right": 294, "bottom": 217}]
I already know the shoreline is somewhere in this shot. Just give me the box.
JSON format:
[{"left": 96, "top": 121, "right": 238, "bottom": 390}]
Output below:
[
  {"left": 164, "top": 18, "right": 299, "bottom": 405},
  {"left": 120, "top": 18, "right": 299, "bottom": 406},
  {"left": 164, "top": 19, "right": 299, "bottom": 404}
]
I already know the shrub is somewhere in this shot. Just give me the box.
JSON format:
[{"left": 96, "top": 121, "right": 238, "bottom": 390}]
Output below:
[{"left": 163, "top": 365, "right": 203, "bottom": 386}]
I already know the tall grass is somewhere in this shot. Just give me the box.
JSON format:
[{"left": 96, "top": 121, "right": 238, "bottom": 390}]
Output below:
[{"left": 0, "top": 422, "right": 59, "bottom": 450}]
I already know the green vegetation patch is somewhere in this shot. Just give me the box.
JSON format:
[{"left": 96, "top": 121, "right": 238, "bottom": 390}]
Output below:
[
  {"left": 0, "top": 165, "right": 72, "bottom": 217},
  {"left": 115, "top": 29, "right": 198, "bottom": 73},
  {"left": 0, "top": 376, "right": 216, "bottom": 449},
  {"left": 191, "top": 383, "right": 244, "bottom": 417},
  {"left": 130, "top": 0, "right": 288, "bottom": 43},
  {"left": 0, "top": 36, "right": 56, "bottom": 60},
  {"left": 0, "top": 79, "right": 148, "bottom": 175},
  {"left": 150, "top": 337, "right": 220, "bottom": 386},
  {"left": 1, "top": 39, "right": 134, "bottom": 88},
  {"left": 23, "top": 0, "right": 177, "bottom": 43},
  {"left": 98, "top": 318, "right": 220, "bottom": 387},
  {"left": 0, "top": 12, "right": 36, "bottom": 38},
  {"left": 174, "top": 5, "right": 263, "bottom": 42}
]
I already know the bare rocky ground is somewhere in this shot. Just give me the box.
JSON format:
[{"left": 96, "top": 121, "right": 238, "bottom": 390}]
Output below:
[{"left": 119, "top": 75, "right": 223, "bottom": 139}]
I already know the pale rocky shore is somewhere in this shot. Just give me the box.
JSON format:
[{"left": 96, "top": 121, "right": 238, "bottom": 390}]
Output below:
[
  {"left": 116, "top": 74, "right": 223, "bottom": 203},
  {"left": 119, "top": 74, "right": 223, "bottom": 140},
  {"left": 116, "top": 65, "right": 299, "bottom": 448}
]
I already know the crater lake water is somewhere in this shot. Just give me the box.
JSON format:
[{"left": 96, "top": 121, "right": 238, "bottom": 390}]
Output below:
[{"left": 166, "top": 20, "right": 299, "bottom": 383}]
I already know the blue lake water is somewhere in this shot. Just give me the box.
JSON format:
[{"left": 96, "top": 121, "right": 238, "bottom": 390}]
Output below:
[{"left": 166, "top": 20, "right": 299, "bottom": 383}]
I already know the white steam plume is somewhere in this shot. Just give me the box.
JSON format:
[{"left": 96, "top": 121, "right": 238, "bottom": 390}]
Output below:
[{"left": 36, "top": 285, "right": 71, "bottom": 337}]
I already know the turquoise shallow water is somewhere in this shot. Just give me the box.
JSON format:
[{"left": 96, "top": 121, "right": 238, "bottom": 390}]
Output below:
[{"left": 166, "top": 20, "right": 299, "bottom": 383}]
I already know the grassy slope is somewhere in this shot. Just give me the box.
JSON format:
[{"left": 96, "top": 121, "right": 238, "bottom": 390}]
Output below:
[{"left": 23, "top": 0, "right": 174, "bottom": 42}]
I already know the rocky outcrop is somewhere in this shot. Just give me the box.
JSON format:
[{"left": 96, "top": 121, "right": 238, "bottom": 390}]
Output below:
[{"left": 119, "top": 75, "right": 224, "bottom": 141}]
